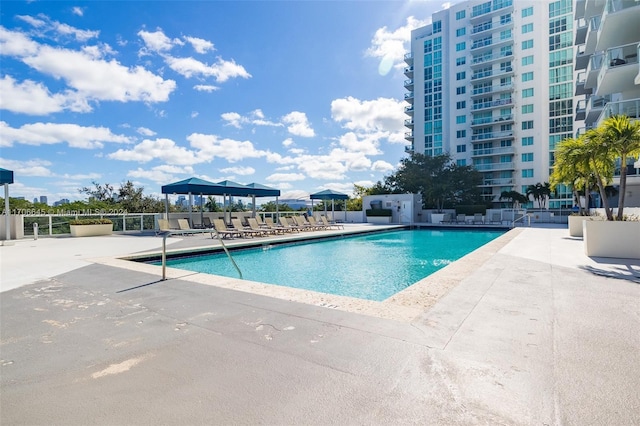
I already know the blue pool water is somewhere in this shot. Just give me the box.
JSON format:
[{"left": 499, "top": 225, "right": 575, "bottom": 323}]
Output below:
[{"left": 158, "top": 229, "right": 504, "bottom": 301}]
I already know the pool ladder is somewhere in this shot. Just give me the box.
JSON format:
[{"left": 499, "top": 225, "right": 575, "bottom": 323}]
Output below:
[{"left": 160, "top": 229, "right": 243, "bottom": 280}]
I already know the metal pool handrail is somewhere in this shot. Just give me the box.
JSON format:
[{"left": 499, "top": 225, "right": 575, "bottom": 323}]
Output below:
[{"left": 159, "top": 229, "right": 243, "bottom": 281}]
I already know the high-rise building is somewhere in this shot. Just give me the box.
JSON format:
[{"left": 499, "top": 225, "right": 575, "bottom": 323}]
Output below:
[
  {"left": 404, "top": 0, "right": 576, "bottom": 207},
  {"left": 574, "top": 0, "right": 640, "bottom": 207},
  {"left": 39, "top": 196, "right": 48, "bottom": 205}
]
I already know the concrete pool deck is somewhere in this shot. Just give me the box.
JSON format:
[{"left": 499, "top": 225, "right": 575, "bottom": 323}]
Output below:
[{"left": 1, "top": 224, "right": 639, "bottom": 424}]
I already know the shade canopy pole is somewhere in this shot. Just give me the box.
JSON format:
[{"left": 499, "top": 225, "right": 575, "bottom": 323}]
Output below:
[
  {"left": 165, "top": 194, "right": 169, "bottom": 219},
  {"left": 4, "top": 183, "right": 10, "bottom": 240}
]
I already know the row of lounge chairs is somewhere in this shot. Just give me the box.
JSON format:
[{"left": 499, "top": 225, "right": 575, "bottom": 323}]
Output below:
[
  {"left": 158, "top": 215, "right": 344, "bottom": 239},
  {"left": 439, "top": 213, "right": 503, "bottom": 225}
]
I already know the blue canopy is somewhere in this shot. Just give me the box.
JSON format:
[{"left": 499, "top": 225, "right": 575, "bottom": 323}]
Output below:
[
  {"left": 310, "top": 189, "right": 348, "bottom": 200},
  {"left": 161, "top": 177, "right": 244, "bottom": 196},
  {"left": 246, "top": 182, "right": 281, "bottom": 197},
  {"left": 0, "top": 168, "right": 14, "bottom": 185}
]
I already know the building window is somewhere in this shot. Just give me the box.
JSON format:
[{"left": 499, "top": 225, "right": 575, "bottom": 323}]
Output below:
[
  {"left": 522, "top": 104, "right": 533, "bottom": 114},
  {"left": 522, "top": 39, "right": 533, "bottom": 50},
  {"left": 456, "top": 86, "right": 466, "bottom": 95},
  {"left": 522, "top": 136, "right": 533, "bottom": 146},
  {"left": 456, "top": 10, "right": 466, "bottom": 20},
  {"left": 456, "top": 101, "right": 466, "bottom": 109},
  {"left": 522, "top": 88, "right": 534, "bottom": 98},
  {"left": 456, "top": 42, "right": 466, "bottom": 52},
  {"left": 456, "top": 115, "right": 466, "bottom": 124},
  {"left": 522, "top": 169, "right": 534, "bottom": 178},
  {"left": 433, "top": 21, "right": 442, "bottom": 33},
  {"left": 522, "top": 153, "right": 534, "bottom": 162},
  {"left": 456, "top": 144, "right": 467, "bottom": 153},
  {"left": 522, "top": 6, "right": 533, "bottom": 17},
  {"left": 456, "top": 56, "right": 466, "bottom": 66},
  {"left": 456, "top": 27, "right": 466, "bottom": 37},
  {"left": 522, "top": 55, "right": 534, "bottom": 66},
  {"left": 522, "top": 72, "right": 534, "bottom": 82},
  {"left": 457, "top": 159, "right": 467, "bottom": 166},
  {"left": 456, "top": 71, "right": 466, "bottom": 80},
  {"left": 456, "top": 130, "right": 466, "bottom": 138},
  {"left": 522, "top": 23, "right": 533, "bottom": 34},
  {"left": 522, "top": 121, "right": 533, "bottom": 130}
]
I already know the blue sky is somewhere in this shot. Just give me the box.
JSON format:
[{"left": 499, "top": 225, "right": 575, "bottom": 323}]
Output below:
[{"left": 1, "top": 1, "right": 453, "bottom": 204}]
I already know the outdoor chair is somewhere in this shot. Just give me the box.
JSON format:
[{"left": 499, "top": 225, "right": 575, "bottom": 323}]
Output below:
[
  {"left": 320, "top": 215, "right": 343, "bottom": 229},
  {"left": 212, "top": 219, "right": 242, "bottom": 239},
  {"left": 308, "top": 216, "right": 330, "bottom": 230},
  {"left": 279, "top": 216, "right": 302, "bottom": 232},
  {"left": 293, "top": 215, "right": 315, "bottom": 231},
  {"left": 456, "top": 214, "right": 467, "bottom": 224},
  {"left": 489, "top": 212, "right": 502, "bottom": 224},
  {"left": 231, "top": 218, "right": 262, "bottom": 238},
  {"left": 247, "top": 218, "right": 271, "bottom": 236},
  {"left": 440, "top": 213, "right": 453, "bottom": 224},
  {"left": 472, "top": 213, "right": 484, "bottom": 224},
  {"left": 202, "top": 217, "right": 214, "bottom": 228}
]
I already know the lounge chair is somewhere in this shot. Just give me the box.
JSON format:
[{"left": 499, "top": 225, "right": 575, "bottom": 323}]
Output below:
[
  {"left": 293, "top": 215, "right": 315, "bottom": 231},
  {"left": 279, "top": 216, "right": 301, "bottom": 232},
  {"left": 472, "top": 213, "right": 484, "bottom": 224},
  {"left": 456, "top": 214, "right": 467, "bottom": 224},
  {"left": 308, "top": 216, "right": 329, "bottom": 230},
  {"left": 489, "top": 212, "right": 502, "bottom": 224},
  {"left": 440, "top": 213, "right": 453, "bottom": 224},
  {"left": 156, "top": 218, "right": 173, "bottom": 236},
  {"left": 320, "top": 215, "right": 343, "bottom": 230},
  {"left": 212, "top": 218, "right": 241, "bottom": 239},
  {"left": 202, "top": 217, "right": 214, "bottom": 229},
  {"left": 231, "top": 218, "right": 262, "bottom": 238},
  {"left": 247, "top": 218, "right": 272, "bottom": 236}
]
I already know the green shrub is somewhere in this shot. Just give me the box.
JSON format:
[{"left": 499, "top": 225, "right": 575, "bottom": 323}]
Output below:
[
  {"left": 365, "top": 209, "right": 393, "bottom": 217},
  {"left": 455, "top": 205, "right": 486, "bottom": 215},
  {"left": 69, "top": 218, "right": 113, "bottom": 225}
]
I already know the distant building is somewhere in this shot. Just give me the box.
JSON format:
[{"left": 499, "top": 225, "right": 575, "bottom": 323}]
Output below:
[
  {"left": 279, "top": 198, "right": 312, "bottom": 210},
  {"left": 39, "top": 196, "right": 48, "bottom": 205},
  {"left": 33, "top": 198, "right": 38, "bottom": 204},
  {"left": 53, "top": 199, "right": 70, "bottom": 207}
]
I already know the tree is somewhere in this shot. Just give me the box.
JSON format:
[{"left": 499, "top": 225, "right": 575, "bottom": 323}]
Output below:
[
  {"left": 117, "top": 180, "right": 165, "bottom": 212},
  {"left": 583, "top": 128, "right": 616, "bottom": 220},
  {"left": 204, "top": 196, "right": 221, "bottom": 212},
  {"left": 526, "top": 182, "right": 551, "bottom": 209},
  {"left": 600, "top": 115, "right": 640, "bottom": 220},
  {"left": 499, "top": 190, "right": 529, "bottom": 209},
  {"left": 385, "top": 153, "right": 481, "bottom": 210},
  {"left": 80, "top": 181, "right": 115, "bottom": 203},
  {"left": 259, "top": 201, "right": 293, "bottom": 212},
  {"left": 551, "top": 137, "right": 595, "bottom": 216}
]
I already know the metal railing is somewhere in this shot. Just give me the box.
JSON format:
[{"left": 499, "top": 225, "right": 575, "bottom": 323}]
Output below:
[
  {"left": 511, "top": 214, "right": 531, "bottom": 228},
  {"left": 20, "top": 213, "right": 159, "bottom": 236}
]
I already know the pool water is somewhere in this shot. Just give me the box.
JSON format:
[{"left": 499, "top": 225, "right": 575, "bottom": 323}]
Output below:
[{"left": 158, "top": 229, "right": 504, "bottom": 301}]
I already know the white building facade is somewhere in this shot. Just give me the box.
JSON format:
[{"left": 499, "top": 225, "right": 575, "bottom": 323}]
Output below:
[
  {"left": 404, "top": 0, "right": 576, "bottom": 207},
  {"left": 574, "top": 0, "right": 640, "bottom": 207}
]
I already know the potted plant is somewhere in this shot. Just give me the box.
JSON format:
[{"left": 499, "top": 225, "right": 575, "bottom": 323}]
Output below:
[
  {"left": 553, "top": 115, "right": 640, "bottom": 258},
  {"left": 69, "top": 218, "right": 114, "bottom": 237}
]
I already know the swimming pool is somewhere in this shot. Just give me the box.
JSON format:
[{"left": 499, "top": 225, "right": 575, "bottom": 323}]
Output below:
[{"left": 156, "top": 229, "right": 504, "bottom": 301}]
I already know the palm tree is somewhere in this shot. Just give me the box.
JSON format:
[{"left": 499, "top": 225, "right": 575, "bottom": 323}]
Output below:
[
  {"left": 599, "top": 115, "right": 640, "bottom": 220},
  {"left": 499, "top": 190, "right": 529, "bottom": 209},
  {"left": 583, "top": 128, "right": 616, "bottom": 220},
  {"left": 551, "top": 137, "right": 595, "bottom": 216},
  {"left": 526, "top": 182, "right": 551, "bottom": 209}
]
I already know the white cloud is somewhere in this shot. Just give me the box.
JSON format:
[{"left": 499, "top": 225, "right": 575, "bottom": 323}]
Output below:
[
  {"left": 365, "top": 16, "right": 430, "bottom": 71},
  {"left": 137, "top": 127, "right": 156, "bottom": 136},
  {"left": 194, "top": 84, "right": 218, "bottom": 92},
  {"left": 72, "top": 7, "right": 84, "bottom": 16},
  {"left": 221, "top": 110, "right": 282, "bottom": 129},
  {"left": 282, "top": 111, "right": 315, "bottom": 137},
  {"left": 108, "top": 138, "right": 199, "bottom": 165},
  {"left": 191, "top": 111, "right": 199, "bottom": 118},
  {"left": 221, "top": 112, "right": 243, "bottom": 128},
  {"left": 138, "top": 29, "right": 182, "bottom": 52},
  {"left": 331, "top": 96, "right": 406, "bottom": 145},
  {"left": 54, "top": 22, "right": 99, "bottom": 42},
  {"left": 282, "top": 138, "right": 294, "bottom": 147},
  {"left": 164, "top": 55, "right": 251, "bottom": 82},
  {"left": 127, "top": 167, "right": 178, "bottom": 184},
  {"left": 187, "top": 133, "right": 267, "bottom": 163},
  {"left": 219, "top": 166, "right": 255, "bottom": 176},
  {"left": 0, "top": 121, "right": 131, "bottom": 149},
  {"left": 265, "top": 173, "right": 306, "bottom": 182},
  {"left": 184, "top": 36, "right": 214, "bottom": 54},
  {"left": 0, "top": 75, "right": 88, "bottom": 114},
  {"left": 371, "top": 160, "right": 395, "bottom": 173},
  {"left": 0, "top": 158, "right": 53, "bottom": 176}
]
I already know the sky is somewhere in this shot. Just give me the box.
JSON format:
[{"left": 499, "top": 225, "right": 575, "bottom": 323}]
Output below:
[{"left": 0, "top": 0, "right": 456, "bottom": 204}]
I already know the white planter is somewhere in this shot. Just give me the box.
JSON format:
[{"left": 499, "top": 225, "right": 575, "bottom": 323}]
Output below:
[
  {"left": 583, "top": 220, "right": 640, "bottom": 259},
  {"left": 431, "top": 213, "right": 445, "bottom": 224},
  {"left": 568, "top": 215, "right": 590, "bottom": 237},
  {"left": 366, "top": 216, "right": 392, "bottom": 224},
  {"left": 70, "top": 224, "right": 113, "bottom": 237}
]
